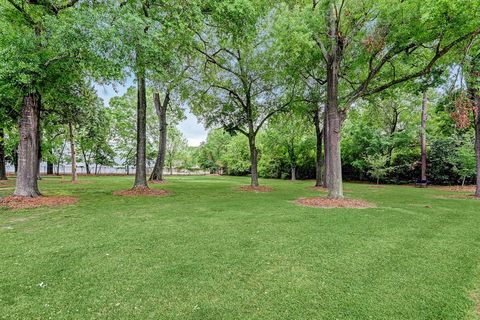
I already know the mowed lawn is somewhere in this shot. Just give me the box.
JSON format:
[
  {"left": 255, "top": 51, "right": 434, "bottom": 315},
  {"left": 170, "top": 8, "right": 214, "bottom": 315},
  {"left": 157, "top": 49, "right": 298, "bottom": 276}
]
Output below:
[{"left": 1, "top": 176, "right": 480, "bottom": 319}]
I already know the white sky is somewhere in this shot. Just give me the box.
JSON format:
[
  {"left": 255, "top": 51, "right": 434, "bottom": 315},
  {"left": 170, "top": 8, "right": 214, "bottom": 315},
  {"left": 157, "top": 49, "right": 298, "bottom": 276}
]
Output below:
[{"left": 95, "top": 82, "right": 208, "bottom": 147}]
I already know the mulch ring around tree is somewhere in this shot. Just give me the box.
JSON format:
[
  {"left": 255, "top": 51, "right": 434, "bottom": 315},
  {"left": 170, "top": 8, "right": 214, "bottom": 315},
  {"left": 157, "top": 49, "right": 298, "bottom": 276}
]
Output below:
[
  {"left": 113, "top": 187, "right": 170, "bottom": 197},
  {"left": 294, "top": 196, "right": 375, "bottom": 209},
  {"left": 238, "top": 185, "right": 273, "bottom": 192},
  {"left": 0, "top": 196, "right": 78, "bottom": 210}
]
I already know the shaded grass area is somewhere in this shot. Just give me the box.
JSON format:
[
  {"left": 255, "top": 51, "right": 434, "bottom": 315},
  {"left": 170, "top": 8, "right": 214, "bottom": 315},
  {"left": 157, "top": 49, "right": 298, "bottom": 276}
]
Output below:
[{"left": 1, "top": 175, "right": 480, "bottom": 319}]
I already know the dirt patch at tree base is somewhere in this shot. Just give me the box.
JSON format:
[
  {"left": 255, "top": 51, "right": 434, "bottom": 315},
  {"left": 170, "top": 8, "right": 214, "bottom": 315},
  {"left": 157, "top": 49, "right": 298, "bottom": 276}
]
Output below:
[
  {"left": 238, "top": 185, "right": 273, "bottom": 192},
  {"left": 294, "top": 197, "right": 374, "bottom": 208},
  {"left": 113, "top": 187, "right": 170, "bottom": 197},
  {"left": 0, "top": 196, "right": 78, "bottom": 210}
]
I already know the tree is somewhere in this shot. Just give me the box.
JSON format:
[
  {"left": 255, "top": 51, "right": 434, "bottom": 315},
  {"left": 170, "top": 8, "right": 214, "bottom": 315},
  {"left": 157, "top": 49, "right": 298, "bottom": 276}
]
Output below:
[
  {"left": 365, "top": 154, "right": 389, "bottom": 185},
  {"left": 192, "top": 1, "right": 295, "bottom": 186},
  {"left": 109, "top": 87, "right": 158, "bottom": 174},
  {"left": 197, "top": 129, "right": 231, "bottom": 174},
  {"left": 452, "top": 136, "right": 476, "bottom": 186},
  {"left": 280, "top": 0, "right": 480, "bottom": 198},
  {"left": 164, "top": 126, "right": 188, "bottom": 175},
  {"left": 0, "top": 0, "right": 122, "bottom": 196},
  {"left": 264, "top": 112, "right": 313, "bottom": 180}
]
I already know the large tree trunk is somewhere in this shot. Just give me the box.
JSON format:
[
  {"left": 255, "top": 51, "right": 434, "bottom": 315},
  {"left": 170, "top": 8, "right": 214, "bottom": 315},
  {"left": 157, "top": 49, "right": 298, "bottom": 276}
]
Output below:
[
  {"left": 133, "top": 74, "right": 148, "bottom": 189},
  {"left": 0, "top": 128, "right": 7, "bottom": 180},
  {"left": 68, "top": 122, "right": 77, "bottom": 182},
  {"left": 150, "top": 92, "right": 168, "bottom": 182},
  {"left": 314, "top": 109, "right": 324, "bottom": 187},
  {"left": 420, "top": 91, "right": 428, "bottom": 181},
  {"left": 248, "top": 133, "right": 259, "bottom": 187},
  {"left": 14, "top": 93, "right": 41, "bottom": 197},
  {"left": 325, "top": 62, "right": 344, "bottom": 199}
]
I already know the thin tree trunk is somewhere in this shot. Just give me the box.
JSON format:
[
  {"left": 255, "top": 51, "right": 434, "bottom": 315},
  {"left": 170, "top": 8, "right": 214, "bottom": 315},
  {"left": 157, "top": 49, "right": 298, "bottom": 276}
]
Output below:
[
  {"left": 420, "top": 91, "right": 428, "bottom": 181},
  {"left": 56, "top": 142, "right": 66, "bottom": 176},
  {"left": 133, "top": 73, "right": 148, "bottom": 189},
  {"left": 248, "top": 133, "right": 259, "bottom": 187},
  {"left": 322, "top": 110, "right": 328, "bottom": 188},
  {"left": 47, "top": 161, "right": 54, "bottom": 175},
  {"left": 314, "top": 109, "right": 324, "bottom": 187},
  {"left": 68, "top": 122, "right": 77, "bottom": 182},
  {"left": 13, "top": 145, "right": 18, "bottom": 173},
  {"left": 82, "top": 149, "right": 91, "bottom": 174},
  {"left": 150, "top": 92, "right": 168, "bottom": 182},
  {"left": 474, "top": 92, "right": 480, "bottom": 197},
  {"left": 14, "top": 93, "right": 42, "bottom": 197},
  {"left": 291, "top": 166, "right": 296, "bottom": 181},
  {"left": 0, "top": 128, "right": 7, "bottom": 180},
  {"left": 325, "top": 62, "right": 344, "bottom": 199}
]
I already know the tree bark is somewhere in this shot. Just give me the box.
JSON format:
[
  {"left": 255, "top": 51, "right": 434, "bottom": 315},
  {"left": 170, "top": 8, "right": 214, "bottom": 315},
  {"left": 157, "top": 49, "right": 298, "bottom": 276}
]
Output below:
[
  {"left": 68, "top": 122, "right": 77, "bottom": 182},
  {"left": 314, "top": 109, "right": 324, "bottom": 187},
  {"left": 0, "top": 128, "right": 7, "bottom": 180},
  {"left": 150, "top": 92, "right": 168, "bottom": 182},
  {"left": 133, "top": 73, "right": 148, "bottom": 189},
  {"left": 248, "top": 133, "right": 259, "bottom": 187},
  {"left": 291, "top": 166, "right": 296, "bottom": 181},
  {"left": 325, "top": 62, "right": 344, "bottom": 199},
  {"left": 14, "top": 93, "right": 41, "bottom": 197},
  {"left": 420, "top": 91, "right": 428, "bottom": 181}
]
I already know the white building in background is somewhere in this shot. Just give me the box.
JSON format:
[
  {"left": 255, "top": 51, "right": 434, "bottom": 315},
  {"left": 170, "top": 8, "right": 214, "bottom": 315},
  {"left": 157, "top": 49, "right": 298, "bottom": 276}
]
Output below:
[{"left": 5, "top": 162, "right": 208, "bottom": 176}]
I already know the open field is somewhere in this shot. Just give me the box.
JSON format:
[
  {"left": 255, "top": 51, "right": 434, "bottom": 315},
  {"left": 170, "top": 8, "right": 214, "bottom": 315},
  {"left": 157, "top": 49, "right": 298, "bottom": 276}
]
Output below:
[{"left": 1, "top": 175, "right": 480, "bottom": 319}]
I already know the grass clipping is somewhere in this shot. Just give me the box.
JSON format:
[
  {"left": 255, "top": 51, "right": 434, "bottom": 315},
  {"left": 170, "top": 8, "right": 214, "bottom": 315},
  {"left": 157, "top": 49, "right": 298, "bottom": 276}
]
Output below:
[
  {"left": 295, "top": 196, "right": 374, "bottom": 209},
  {"left": 0, "top": 196, "right": 78, "bottom": 210}
]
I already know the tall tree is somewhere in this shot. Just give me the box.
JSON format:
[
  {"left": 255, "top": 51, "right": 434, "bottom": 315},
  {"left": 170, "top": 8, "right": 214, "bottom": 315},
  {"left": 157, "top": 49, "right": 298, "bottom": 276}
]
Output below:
[
  {"left": 280, "top": 0, "right": 480, "bottom": 198},
  {"left": 192, "top": 1, "right": 295, "bottom": 186},
  {"left": 1, "top": 0, "right": 122, "bottom": 196}
]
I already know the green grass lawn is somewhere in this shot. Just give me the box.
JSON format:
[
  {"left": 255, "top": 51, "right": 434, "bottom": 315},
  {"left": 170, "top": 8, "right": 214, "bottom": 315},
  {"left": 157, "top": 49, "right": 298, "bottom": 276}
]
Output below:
[{"left": 1, "top": 175, "right": 480, "bottom": 319}]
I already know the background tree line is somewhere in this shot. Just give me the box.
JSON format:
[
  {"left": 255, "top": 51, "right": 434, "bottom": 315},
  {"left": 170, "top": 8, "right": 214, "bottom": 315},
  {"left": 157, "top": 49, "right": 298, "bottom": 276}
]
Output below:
[{"left": 0, "top": 0, "right": 479, "bottom": 198}]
